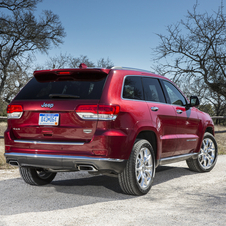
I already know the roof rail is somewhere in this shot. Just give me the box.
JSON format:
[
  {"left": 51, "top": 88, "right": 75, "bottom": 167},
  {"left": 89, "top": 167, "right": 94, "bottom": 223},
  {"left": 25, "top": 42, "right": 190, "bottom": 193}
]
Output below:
[{"left": 111, "top": 66, "right": 151, "bottom": 73}]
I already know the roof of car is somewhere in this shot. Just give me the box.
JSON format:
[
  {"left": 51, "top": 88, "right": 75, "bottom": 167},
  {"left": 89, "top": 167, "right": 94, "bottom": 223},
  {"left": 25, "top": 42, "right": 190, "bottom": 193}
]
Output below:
[
  {"left": 111, "top": 66, "right": 153, "bottom": 73},
  {"left": 33, "top": 63, "right": 163, "bottom": 81}
]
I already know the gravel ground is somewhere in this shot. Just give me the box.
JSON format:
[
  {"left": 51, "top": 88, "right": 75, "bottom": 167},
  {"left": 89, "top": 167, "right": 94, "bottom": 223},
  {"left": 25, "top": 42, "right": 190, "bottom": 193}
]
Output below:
[
  {"left": 0, "top": 156, "right": 226, "bottom": 226},
  {"left": 0, "top": 122, "right": 226, "bottom": 225}
]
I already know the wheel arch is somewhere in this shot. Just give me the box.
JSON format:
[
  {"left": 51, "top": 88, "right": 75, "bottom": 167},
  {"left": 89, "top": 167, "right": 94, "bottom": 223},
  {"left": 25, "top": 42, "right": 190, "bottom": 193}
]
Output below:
[
  {"left": 136, "top": 130, "right": 158, "bottom": 165},
  {"left": 205, "top": 126, "right": 214, "bottom": 135},
  {"left": 195, "top": 123, "right": 215, "bottom": 153}
]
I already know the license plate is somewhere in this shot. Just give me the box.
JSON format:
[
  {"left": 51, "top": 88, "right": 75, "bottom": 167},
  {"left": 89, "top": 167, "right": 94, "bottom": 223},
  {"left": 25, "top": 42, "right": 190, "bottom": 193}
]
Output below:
[{"left": 39, "top": 113, "right": 59, "bottom": 126}]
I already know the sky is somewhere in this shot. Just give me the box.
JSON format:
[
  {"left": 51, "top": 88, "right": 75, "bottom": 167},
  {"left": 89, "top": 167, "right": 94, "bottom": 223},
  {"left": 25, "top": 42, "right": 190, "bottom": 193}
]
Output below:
[{"left": 34, "top": 0, "right": 225, "bottom": 71}]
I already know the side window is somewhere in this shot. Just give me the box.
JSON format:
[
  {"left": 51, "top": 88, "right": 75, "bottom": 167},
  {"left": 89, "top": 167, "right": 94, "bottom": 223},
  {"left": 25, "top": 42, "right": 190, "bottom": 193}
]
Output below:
[
  {"left": 142, "top": 77, "right": 165, "bottom": 103},
  {"left": 162, "top": 81, "right": 187, "bottom": 106},
  {"left": 123, "top": 76, "right": 144, "bottom": 100}
]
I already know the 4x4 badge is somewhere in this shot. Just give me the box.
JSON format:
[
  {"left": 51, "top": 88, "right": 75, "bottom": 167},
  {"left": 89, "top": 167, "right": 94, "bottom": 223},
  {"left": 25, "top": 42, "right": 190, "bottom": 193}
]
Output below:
[{"left": 41, "top": 103, "right": 54, "bottom": 108}]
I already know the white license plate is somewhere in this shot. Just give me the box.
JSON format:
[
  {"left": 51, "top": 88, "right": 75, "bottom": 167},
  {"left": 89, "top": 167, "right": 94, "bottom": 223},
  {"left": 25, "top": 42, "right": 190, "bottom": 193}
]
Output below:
[{"left": 39, "top": 113, "right": 59, "bottom": 126}]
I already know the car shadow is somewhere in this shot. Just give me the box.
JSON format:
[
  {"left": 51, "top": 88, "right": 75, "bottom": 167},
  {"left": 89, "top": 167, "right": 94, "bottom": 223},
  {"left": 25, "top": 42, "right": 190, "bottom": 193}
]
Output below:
[
  {"left": 51, "top": 173, "right": 122, "bottom": 194},
  {"left": 0, "top": 164, "right": 196, "bottom": 215},
  {"left": 153, "top": 165, "right": 195, "bottom": 185},
  {"left": 49, "top": 164, "right": 197, "bottom": 200}
]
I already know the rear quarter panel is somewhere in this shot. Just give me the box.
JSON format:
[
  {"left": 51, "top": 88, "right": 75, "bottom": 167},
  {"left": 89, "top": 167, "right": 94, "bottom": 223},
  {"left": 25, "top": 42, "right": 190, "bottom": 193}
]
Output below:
[{"left": 98, "top": 70, "right": 159, "bottom": 159}]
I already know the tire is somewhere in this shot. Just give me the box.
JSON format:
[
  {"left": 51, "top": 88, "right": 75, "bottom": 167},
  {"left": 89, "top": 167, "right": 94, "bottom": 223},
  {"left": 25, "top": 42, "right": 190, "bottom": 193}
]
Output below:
[
  {"left": 118, "top": 139, "right": 155, "bottom": 196},
  {"left": 19, "top": 167, "right": 57, "bottom": 186},
  {"left": 186, "top": 132, "right": 218, "bottom": 172}
]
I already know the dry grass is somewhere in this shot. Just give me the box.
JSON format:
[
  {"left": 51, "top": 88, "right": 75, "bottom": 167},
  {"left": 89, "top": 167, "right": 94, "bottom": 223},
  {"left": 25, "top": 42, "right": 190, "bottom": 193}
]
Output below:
[
  {"left": 214, "top": 125, "right": 226, "bottom": 155},
  {"left": 0, "top": 138, "right": 14, "bottom": 169},
  {"left": 0, "top": 122, "right": 225, "bottom": 169},
  {"left": 0, "top": 122, "right": 14, "bottom": 169},
  {"left": 0, "top": 121, "right": 6, "bottom": 136}
]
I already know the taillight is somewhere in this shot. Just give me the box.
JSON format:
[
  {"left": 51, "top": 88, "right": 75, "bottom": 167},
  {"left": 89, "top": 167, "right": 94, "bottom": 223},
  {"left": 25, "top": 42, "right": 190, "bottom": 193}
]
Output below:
[
  {"left": 7, "top": 105, "right": 23, "bottom": 119},
  {"left": 75, "top": 104, "right": 120, "bottom": 120}
]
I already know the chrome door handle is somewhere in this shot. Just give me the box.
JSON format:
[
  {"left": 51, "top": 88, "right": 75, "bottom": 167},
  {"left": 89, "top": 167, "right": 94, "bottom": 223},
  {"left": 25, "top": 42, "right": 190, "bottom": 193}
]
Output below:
[
  {"left": 177, "top": 110, "right": 183, "bottom": 114},
  {"left": 151, "top": 107, "right": 159, "bottom": 111}
]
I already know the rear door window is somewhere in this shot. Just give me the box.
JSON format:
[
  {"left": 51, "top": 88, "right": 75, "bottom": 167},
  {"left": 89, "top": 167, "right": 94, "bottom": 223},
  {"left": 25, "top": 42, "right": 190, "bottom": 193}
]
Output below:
[
  {"left": 142, "top": 77, "right": 166, "bottom": 103},
  {"left": 15, "top": 77, "right": 107, "bottom": 100},
  {"left": 122, "top": 76, "right": 144, "bottom": 100}
]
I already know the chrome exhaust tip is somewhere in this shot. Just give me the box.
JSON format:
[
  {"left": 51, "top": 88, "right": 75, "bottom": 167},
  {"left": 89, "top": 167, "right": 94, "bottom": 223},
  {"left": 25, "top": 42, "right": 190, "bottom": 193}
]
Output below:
[
  {"left": 8, "top": 160, "right": 19, "bottom": 166},
  {"left": 77, "top": 165, "right": 97, "bottom": 171}
]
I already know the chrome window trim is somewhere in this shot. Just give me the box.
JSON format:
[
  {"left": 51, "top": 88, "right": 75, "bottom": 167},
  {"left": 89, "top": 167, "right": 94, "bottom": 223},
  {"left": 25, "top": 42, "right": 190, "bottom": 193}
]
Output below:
[{"left": 121, "top": 75, "right": 189, "bottom": 108}]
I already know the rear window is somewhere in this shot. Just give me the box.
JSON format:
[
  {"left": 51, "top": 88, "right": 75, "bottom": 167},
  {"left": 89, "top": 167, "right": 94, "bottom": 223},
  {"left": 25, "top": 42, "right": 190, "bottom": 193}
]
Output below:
[
  {"left": 15, "top": 77, "right": 107, "bottom": 100},
  {"left": 122, "top": 76, "right": 144, "bottom": 100}
]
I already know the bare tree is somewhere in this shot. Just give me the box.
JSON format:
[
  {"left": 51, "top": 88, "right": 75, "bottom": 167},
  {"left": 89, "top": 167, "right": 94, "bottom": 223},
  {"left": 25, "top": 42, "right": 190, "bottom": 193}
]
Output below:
[
  {"left": 70, "top": 55, "right": 95, "bottom": 68},
  {"left": 39, "top": 53, "right": 114, "bottom": 69},
  {"left": 97, "top": 57, "right": 114, "bottom": 68},
  {"left": 0, "top": 0, "right": 65, "bottom": 103},
  {"left": 181, "top": 77, "right": 226, "bottom": 117},
  {"left": 0, "top": 0, "right": 42, "bottom": 11},
  {"left": 153, "top": 2, "right": 226, "bottom": 99},
  {"left": 2, "top": 56, "right": 33, "bottom": 103}
]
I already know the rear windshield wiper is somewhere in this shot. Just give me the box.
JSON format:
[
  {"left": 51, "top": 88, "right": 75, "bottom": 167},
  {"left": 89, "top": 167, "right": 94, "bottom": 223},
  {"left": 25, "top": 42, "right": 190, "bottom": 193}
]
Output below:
[{"left": 49, "top": 94, "right": 80, "bottom": 99}]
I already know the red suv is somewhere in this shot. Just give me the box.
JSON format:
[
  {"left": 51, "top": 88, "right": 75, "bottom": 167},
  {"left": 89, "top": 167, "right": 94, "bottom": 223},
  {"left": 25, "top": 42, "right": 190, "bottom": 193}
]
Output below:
[{"left": 4, "top": 64, "right": 218, "bottom": 195}]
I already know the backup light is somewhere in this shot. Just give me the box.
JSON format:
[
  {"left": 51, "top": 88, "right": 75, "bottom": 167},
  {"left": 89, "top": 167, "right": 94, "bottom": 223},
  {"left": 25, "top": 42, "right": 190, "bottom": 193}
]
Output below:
[
  {"left": 75, "top": 104, "right": 120, "bottom": 120},
  {"left": 7, "top": 105, "right": 23, "bottom": 119}
]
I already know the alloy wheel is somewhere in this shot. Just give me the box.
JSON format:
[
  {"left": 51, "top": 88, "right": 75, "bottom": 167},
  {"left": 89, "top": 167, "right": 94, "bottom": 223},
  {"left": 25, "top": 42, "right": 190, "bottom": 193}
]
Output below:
[
  {"left": 198, "top": 138, "right": 216, "bottom": 170},
  {"left": 136, "top": 147, "right": 153, "bottom": 189}
]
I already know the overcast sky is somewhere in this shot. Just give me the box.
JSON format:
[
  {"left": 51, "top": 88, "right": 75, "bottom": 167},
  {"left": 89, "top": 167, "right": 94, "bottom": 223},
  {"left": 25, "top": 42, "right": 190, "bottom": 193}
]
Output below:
[{"left": 35, "top": 0, "right": 224, "bottom": 71}]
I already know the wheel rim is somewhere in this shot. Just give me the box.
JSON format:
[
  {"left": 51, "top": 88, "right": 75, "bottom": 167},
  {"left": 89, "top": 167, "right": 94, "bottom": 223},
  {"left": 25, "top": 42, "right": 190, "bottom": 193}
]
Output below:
[
  {"left": 36, "top": 169, "right": 53, "bottom": 179},
  {"left": 136, "top": 147, "right": 153, "bottom": 189},
  {"left": 198, "top": 138, "right": 216, "bottom": 170}
]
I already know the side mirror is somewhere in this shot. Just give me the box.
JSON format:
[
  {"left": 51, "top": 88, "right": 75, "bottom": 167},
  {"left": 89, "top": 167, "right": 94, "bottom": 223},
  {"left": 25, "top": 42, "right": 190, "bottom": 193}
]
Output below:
[{"left": 189, "top": 96, "right": 200, "bottom": 107}]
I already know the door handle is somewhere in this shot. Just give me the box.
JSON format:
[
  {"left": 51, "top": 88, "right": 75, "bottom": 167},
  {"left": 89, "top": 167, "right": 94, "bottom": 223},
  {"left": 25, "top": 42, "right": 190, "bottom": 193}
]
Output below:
[
  {"left": 151, "top": 107, "right": 159, "bottom": 111},
  {"left": 176, "top": 110, "right": 183, "bottom": 114}
]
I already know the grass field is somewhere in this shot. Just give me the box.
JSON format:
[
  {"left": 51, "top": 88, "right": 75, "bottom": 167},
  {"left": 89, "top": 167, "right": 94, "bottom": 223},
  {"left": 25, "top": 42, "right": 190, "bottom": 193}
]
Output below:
[
  {"left": 214, "top": 125, "right": 226, "bottom": 155},
  {"left": 0, "top": 122, "right": 225, "bottom": 169}
]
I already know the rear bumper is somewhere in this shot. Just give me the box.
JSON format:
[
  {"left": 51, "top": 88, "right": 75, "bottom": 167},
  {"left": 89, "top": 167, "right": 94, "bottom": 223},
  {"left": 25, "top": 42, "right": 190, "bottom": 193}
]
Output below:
[{"left": 4, "top": 152, "right": 127, "bottom": 174}]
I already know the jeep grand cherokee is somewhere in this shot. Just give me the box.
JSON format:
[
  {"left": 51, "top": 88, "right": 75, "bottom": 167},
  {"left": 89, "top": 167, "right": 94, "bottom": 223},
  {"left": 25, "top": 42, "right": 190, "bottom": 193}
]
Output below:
[{"left": 4, "top": 64, "right": 218, "bottom": 195}]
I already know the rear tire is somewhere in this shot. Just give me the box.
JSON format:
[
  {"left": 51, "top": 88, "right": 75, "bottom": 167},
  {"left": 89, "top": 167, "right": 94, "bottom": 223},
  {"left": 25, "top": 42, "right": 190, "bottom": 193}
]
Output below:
[
  {"left": 186, "top": 132, "right": 218, "bottom": 172},
  {"left": 118, "top": 139, "right": 155, "bottom": 195},
  {"left": 19, "top": 167, "right": 56, "bottom": 185}
]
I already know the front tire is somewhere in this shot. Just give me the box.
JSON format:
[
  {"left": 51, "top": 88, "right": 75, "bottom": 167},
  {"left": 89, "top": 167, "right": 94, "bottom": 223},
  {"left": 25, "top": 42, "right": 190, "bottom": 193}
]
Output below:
[
  {"left": 118, "top": 139, "right": 155, "bottom": 195},
  {"left": 19, "top": 167, "right": 57, "bottom": 185},
  {"left": 186, "top": 132, "right": 218, "bottom": 172}
]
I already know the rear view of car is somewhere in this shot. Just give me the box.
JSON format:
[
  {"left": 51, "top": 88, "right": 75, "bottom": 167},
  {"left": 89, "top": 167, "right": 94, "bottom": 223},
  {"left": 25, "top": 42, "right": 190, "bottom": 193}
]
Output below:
[
  {"left": 5, "top": 66, "right": 126, "bottom": 183},
  {"left": 4, "top": 64, "right": 218, "bottom": 196}
]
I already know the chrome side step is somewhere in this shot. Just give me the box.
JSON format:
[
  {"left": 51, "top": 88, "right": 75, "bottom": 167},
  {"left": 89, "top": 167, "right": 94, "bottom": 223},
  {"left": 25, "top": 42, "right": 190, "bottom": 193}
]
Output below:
[{"left": 159, "top": 153, "right": 198, "bottom": 166}]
